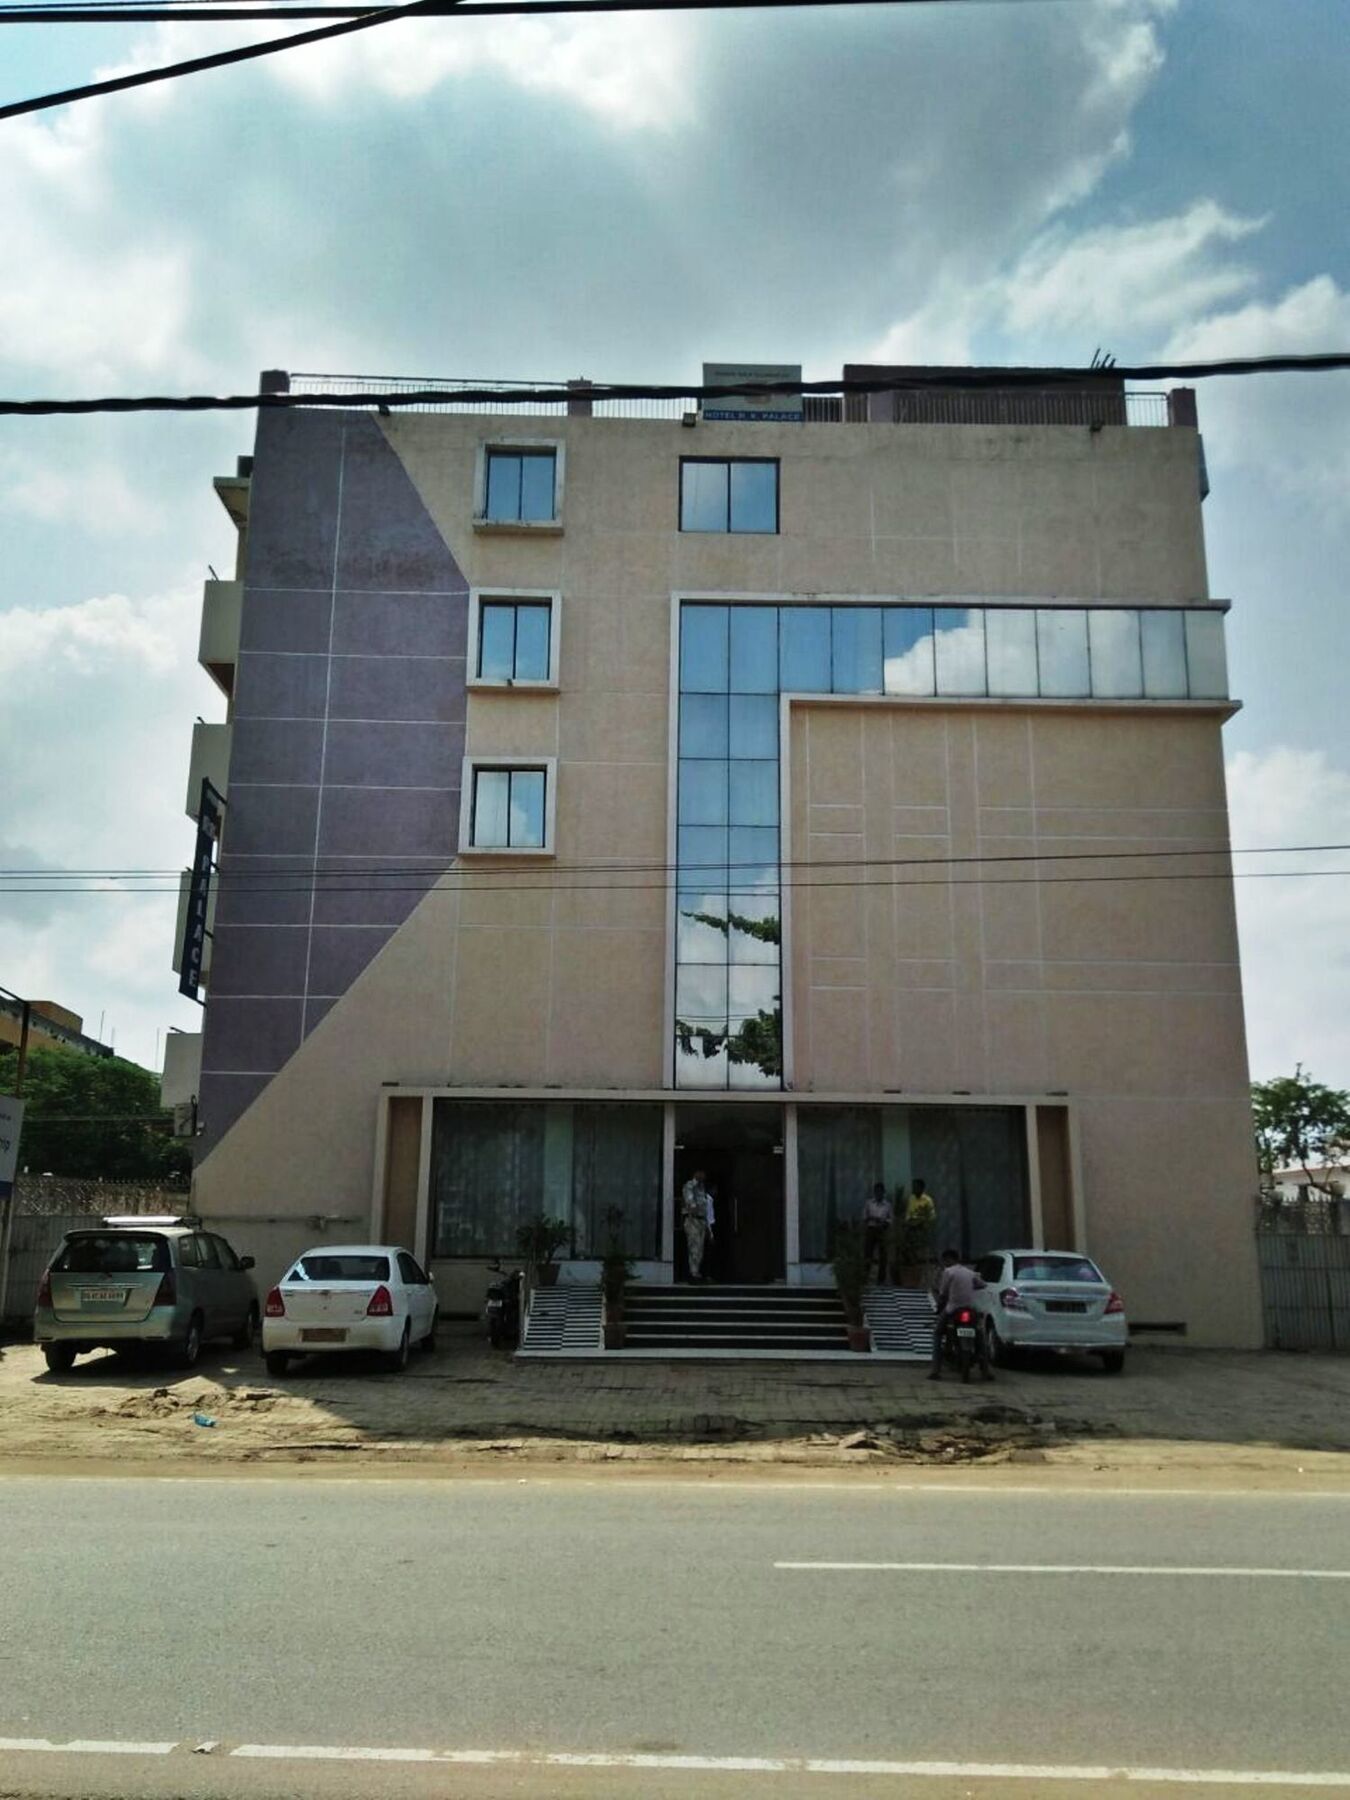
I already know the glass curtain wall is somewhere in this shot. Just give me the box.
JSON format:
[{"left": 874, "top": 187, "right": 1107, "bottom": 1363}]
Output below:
[
  {"left": 432, "top": 1100, "right": 662, "bottom": 1258},
  {"left": 675, "top": 601, "right": 1229, "bottom": 1090},
  {"left": 796, "top": 1103, "right": 1029, "bottom": 1261}
]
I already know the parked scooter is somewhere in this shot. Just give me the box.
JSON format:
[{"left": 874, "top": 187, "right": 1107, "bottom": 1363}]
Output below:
[{"left": 484, "top": 1262, "right": 523, "bottom": 1348}]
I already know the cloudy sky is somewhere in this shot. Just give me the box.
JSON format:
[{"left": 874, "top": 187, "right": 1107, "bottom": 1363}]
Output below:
[{"left": 1, "top": 0, "right": 1346, "bottom": 1085}]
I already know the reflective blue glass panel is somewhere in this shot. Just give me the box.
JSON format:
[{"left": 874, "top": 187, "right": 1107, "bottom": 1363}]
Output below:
[
  {"left": 986, "top": 609, "right": 1038, "bottom": 696},
  {"left": 484, "top": 453, "right": 521, "bottom": 523},
  {"left": 519, "top": 453, "right": 556, "bottom": 523},
  {"left": 508, "top": 770, "right": 546, "bottom": 848},
  {"left": 1141, "top": 610, "right": 1187, "bottom": 698},
  {"left": 729, "top": 461, "right": 778, "bottom": 533},
  {"left": 832, "top": 607, "right": 883, "bottom": 693},
  {"left": 780, "top": 606, "right": 831, "bottom": 691},
  {"left": 1184, "top": 612, "right": 1229, "bottom": 699},
  {"left": 729, "top": 760, "right": 779, "bottom": 827},
  {"left": 1089, "top": 610, "right": 1143, "bottom": 697},
  {"left": 730, "top": 607, "right": 779, "bottom": 693},
  {"left": 514, "top": 604, "right": 552, "bottom": 681},
  {"left": 679, "top": 760, "right": 728, "bottom": 826},
  {"left": 676, "top": 963, "right": 728, "bottom": 1020},
  {"left": 681, "top": 606, "right": 729, "bottom": 692},
  {"left": 729, "top": 826, "right": 778, "bottom": 892},
  {"left": 472, "top": 769, "right": 510, "bottom": 846},
  {"left": 681, "top": 461, "right": 729, "bottom": 532},
  {"left": 727, "top": 891, "right": 780, "bottom": 965},
  {"left": 678, "top": 826, "right": 728, "bottom": 887},
  {"left": 934, "top": 608, "right": 987, "bottom": 695},
  {"left": 884, "top": 607, "right": 936, "bottom": 695},
  {"left": 1036, "top": 609, "right": 1089, "bottom": 696},
  {"left": 729, "top": 694, "right": 779, "bottom": 759},
  {"left": 676, "top": 891, "right": 730, "bottom": 962},
  {"left": 478, "top": 603, "right": 515, "bottom": 681},
  {"left": 680, "top": 693, "right": 729, "bottom": 758}
]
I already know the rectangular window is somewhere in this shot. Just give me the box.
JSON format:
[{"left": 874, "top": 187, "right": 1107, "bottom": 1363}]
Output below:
[
  {"left": 483, "top": 449, "right": 557, "bottom": 523},
  {"left": 475, "top": 597, "right": 555, "bottom": 683},
  {"left": 680, "top": 459, "right": 779, "bottom": 534},
  {"left": 467, "top": 765, "right": 549, "bottom": 851}
]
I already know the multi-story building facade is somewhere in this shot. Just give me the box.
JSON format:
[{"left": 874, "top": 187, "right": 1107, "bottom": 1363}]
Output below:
[{"left": 174, "top": 366, "right": 1261, "bottom": 1345}]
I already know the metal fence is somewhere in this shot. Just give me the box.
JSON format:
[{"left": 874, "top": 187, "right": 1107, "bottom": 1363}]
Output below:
[
  {"left": 287, "top": 373, "right": 1172, "bottom": 428},
  {"left": 1256, "top": 1221, "right": 1350, "bottom": 1351}
]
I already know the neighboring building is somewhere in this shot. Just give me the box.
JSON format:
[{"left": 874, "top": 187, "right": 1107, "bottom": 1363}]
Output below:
[
  {"left": 174, "top": 366, "right": 1262, "bottom": 1345},
  {"left": 1271, "top": 1165, "right": 1348, "bottom": 1200},
  {"left": 0, "top": 995, "right": 113, "bottom": 1061}
]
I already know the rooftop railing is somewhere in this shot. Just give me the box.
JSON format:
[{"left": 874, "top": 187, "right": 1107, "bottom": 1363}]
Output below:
[{"left": 287, "top": 373, "right": 1175, "bottom": 427}]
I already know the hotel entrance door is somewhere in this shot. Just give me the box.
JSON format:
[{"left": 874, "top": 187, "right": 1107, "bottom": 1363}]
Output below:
[{"left": 674, "top": 1104, "right": 785, "bottom": 1283}]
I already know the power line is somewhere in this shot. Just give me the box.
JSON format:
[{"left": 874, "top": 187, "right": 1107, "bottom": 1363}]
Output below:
[
  {"left": 1, "top": 356, "right": 1349, "bottom": 414},
  {"left": 0, "top": 0, "right": 1090, "bottom": 21},
  {"left": 1, "top": 840, "right": 1348, "bottom": 884},
  {"left": 0, "top": 0, "right": 454, "bottom": 121}
]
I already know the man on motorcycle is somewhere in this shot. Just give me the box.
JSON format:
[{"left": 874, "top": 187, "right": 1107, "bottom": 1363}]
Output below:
[{"left": 928, "top": 1247, "right": 994, "bottom": 1381}]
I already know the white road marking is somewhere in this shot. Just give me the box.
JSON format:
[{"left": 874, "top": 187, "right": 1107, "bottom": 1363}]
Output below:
[
  {"left": 228, "top": 1745, "right": 1350, "bottom": 1785},
  {"left": 775, "top": 1562, "right": 1350, "bottom": 1578},
  {"left": 0, "top": 1738, "right": 177, "bottom": 1755},
  {"left": 5, "top": 1737, "right": 1349, "bottom": 1786}
]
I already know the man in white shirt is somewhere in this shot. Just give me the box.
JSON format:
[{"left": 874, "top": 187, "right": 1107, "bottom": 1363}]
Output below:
[
  {"left": 928, "top": 1247, "right": 993, "bottom": 1380},
  {"left": 861, "top": 1183, "right": 893, "bottom": 1285},
  {"left": 681, "top": 1170, "right": 711, "bottom": 1282}
]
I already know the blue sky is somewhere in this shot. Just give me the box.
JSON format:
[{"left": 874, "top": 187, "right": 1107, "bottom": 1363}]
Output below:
[{"left": 0, "top": 0, "right": 1347, "bottom": 1085}]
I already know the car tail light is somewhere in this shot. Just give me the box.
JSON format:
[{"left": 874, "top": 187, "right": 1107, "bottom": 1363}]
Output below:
[
  {"left": 1105, "top": 1290, "right": 1125, "bottom": 1315},
  {"left": 36, "top": 1269, "right": 51, "bottom": 1308},
  {"left": 1000, "top": 1286, "right": 1029, "bottom": 1312},
  {"left": 366, "top": 1285, "right": 394, "bottom": 1317},
  {"left": 956, "top": 1308, "right": 974, "bottom": 1325},
  {"left": 264, "top": 1286, "right": 285, "bottom": 1317},
  {"left": 153, "top": 1269, "right": 177, "bottom": 1308}
]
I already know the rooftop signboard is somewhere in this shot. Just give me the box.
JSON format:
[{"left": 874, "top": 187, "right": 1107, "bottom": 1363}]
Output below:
[{"left": 701, "top": 362, "right": 803, "bottom": 423}]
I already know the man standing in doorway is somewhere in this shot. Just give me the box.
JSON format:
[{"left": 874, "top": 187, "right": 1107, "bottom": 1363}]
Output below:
[
  {"left": 861, "top": 1182, "right": 893, "bottom": 1286},
  {"left": 681, "top": 1169, "right": 712, "bottom": 1283}
]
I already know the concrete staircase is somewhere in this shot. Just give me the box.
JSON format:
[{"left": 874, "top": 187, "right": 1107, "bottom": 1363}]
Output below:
[{"left": 621, "top": 1284, "right": 852, "bottom": 1353}]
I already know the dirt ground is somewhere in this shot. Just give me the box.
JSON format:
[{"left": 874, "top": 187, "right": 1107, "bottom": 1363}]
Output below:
[{"left": 1, "top": 1325, "right": 1347, "bottom": 1484}]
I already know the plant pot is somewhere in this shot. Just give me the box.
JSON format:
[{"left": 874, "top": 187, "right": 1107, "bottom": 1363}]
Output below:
[
  {"left": 898, "top": 1263, "right": 927, "bottom": 1289},
  {"left": 603, "top": 1306, "right": 625, "bottom": 1350},
  {"left": 535, "top": 1262, "right": 560, "bottom": 1287},
  {"left": 846, "top": 1323, "right": 872, "bottom": 1353}
]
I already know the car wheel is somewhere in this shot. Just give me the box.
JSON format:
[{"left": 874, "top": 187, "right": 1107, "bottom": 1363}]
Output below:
[
  {"left": 173, "top": 1313, "right": 204, "bottom": 1369},
  {"left": 419, "top": 1310, "right": 438, "bottom": 1354},
  {"left": 386, "top": 1322, "right": 411, "bottom": 1373},
  {"left": 232, "top": 1306, "right": 259, "bottom": 1352},
  {"left": 43, "top": 1343, "right": 77, "bottom": 1374},
  {"left": 985, "top": 1320, "right": 1010, "bottom": 1369},
  {"left": 264, "top": 1350, "right": 291, "bottom": 1378},
  {"left": 1098, "top": 1350, "right": 1125, "bottom": 1374}
]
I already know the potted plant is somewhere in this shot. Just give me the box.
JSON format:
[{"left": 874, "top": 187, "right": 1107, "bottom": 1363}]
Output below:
[
  {"left": 600, "top": 1206, "right": 633, "bottom": 1349},
  {"left": 832, "top": 1222, "right": 871, "bottom": 1352},
  {"left": 516, "top": 1215, "right": 570, "bottom": 1287},
  {"left": 898, "top": 1190, "right": 936, "bottom": 1287}
]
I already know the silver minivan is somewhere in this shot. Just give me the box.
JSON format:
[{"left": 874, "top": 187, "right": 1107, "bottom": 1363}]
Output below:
[{"left": 34, "top": 1215, "right": 259, "bottom": 1373}]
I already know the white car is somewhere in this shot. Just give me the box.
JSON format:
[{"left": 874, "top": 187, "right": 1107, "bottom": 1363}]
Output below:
[
  {"left": 261, "top": 1245, "right": 438, "bottom": 1376},
  {"left": 972, "top": 1249, "right": 1127, "bottom": 1373}
]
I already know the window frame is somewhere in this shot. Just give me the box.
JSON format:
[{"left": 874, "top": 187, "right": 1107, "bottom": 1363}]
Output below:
[
  {"left": 459, "top": 755, "right": 558, "bottom": 858},
  {"left": 679, "top": 457, "right": 780, "bottom": 535},
  {"left": 473, "top": 439, "right": 565, "bottom": 533},
  {"left": 468, "top": 588, "right": 561, "bottom": 690}
]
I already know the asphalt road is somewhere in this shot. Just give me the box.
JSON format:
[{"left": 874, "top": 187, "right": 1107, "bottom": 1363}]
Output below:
[{"left": 1, "top": 1474, "right": 1347, "bottom": 1797}]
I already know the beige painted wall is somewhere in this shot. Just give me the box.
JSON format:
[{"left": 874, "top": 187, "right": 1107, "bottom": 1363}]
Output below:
[{"left": 787, "top": 699, "right": 1261, "bottom": 1344}]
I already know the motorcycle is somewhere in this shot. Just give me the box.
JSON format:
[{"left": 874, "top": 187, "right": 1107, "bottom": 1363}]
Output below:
[
  {"left": 944, "top": 1305, "right": 980, "bottom": 1383},
  {"left": 484, "top": 1262, "right": 523, "bottom": 1348}
]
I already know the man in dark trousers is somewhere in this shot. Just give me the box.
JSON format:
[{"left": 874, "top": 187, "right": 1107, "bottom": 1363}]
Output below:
[{"left": 928, "top": 1247, "right": 994, "bottom": 1380}]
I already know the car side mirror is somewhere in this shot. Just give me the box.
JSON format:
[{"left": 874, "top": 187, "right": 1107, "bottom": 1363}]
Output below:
[{"left": 239, "top": 1255, "right": 256, "bottom": 1271}]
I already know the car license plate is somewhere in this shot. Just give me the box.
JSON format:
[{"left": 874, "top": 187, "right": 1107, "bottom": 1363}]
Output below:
[
  {"left": 300, "top": 1327, "right": 347, "bottom": 1343},
  {"left": 1045, "top": 1302, "right": 1086, "bottom": 1313},
  {"left": 81, "top": 1288, "right": 127, "bottom": 1306},
  {"left": 956, "top": 1326, "right": 976, "bottom": 1340}
]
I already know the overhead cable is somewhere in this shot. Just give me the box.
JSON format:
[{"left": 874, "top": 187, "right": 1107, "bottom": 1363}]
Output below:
[{"left": 1, "top": 355, "right": 1349, "bottom": 413}]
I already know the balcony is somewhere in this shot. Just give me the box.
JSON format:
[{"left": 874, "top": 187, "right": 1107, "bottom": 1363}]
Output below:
[
  {"left": 185, "top": 720, "right": 232, "bottom": 821},
  {"left": 171, "top": 869, "right": 216, "bottom": 983},
  {"left": 198, "top": 579, "right": 242, "bottom": 698},
  {"left": 213, "top": 456, "right": 251, "bottom": 529},
  {"left": 160, "top": 1029, "right": 202, "bottom": 1109}
]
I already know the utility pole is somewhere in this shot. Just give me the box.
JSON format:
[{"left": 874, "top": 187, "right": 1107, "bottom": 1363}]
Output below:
[{"left": 0, "top": 988, "right": 33, "bottom": 1329}]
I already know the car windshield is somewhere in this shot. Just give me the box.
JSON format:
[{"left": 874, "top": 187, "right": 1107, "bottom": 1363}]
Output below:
[
  {"left": 53, "top": 1234, "right": 170, "bottom": 1275},
  {"left": 1013, "top": 1255, "right": 1103, "bottom": 1283},
  {"left": 294, "top": 1254, "right": 390, "bottom": 1281}
]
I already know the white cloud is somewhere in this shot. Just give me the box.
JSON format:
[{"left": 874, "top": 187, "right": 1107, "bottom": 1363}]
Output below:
[
  {"left": 0, "top": 590, "right": 185, "bottom": 677},
  {"left": 1227, "top": 746, "right": 1350, "bottom": 1088}
]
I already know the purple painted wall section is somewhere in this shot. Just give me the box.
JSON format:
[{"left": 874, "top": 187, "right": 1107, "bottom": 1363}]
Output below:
[{"left": 197, "top": 410, "right": 468, "bottom": 1157}]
